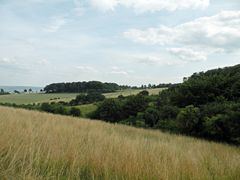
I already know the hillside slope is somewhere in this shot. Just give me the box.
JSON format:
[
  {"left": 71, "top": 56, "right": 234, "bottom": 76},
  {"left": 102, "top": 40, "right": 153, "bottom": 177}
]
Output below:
[{"left": 0, "top": 107, "right": 239, "bottom": 179}]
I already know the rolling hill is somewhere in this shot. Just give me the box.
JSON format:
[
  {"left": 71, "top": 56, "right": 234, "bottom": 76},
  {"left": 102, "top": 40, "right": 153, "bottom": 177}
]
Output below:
[{"left": 0, "top": 107, "right": 239, "bottom": 179}]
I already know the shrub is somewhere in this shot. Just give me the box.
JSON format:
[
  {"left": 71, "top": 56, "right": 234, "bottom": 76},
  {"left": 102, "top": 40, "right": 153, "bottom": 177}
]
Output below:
[
  {"left": 90, "top": 99, "right": 123, "bottom": 123},
  {"left": 70, "top": 107, "right": 81, "bottom": 117},
  {"left": 123, "top": 95, "right": 148, "bottom": 117},
  {"left": 138, "top": 90, "right": 149, "bottom": 96},
  {"left": 176, "top": 105, "right": 201, "bottom": 135},
  {"left": 144, "top": 107, "right": 160, "bottom": 127}
]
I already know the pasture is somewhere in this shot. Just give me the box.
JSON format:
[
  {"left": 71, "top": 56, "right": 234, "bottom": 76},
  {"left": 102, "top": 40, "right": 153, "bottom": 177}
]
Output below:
[
  {"left": 0, "top": 106, "right": 239, "bottom": 179},
  {"left": 103, "top": 88, "right": 164, "bottom": 98},
  {"left": 0, "top": 88, "right": 164, "bottom": 105},
  {"left": 75, "top": 104, "right": 97, "bottom": 117},
  {"left": 0, "top": 93, "right": 78, "bottom": 105}
]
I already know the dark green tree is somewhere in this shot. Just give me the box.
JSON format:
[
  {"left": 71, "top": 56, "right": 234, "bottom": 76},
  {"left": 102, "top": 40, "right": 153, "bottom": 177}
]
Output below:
[
  {"left": 144, "top": 107, "right": 160, "bottom": 127},
  {"left": 176, "top": 105, "right": 201, "bottom": 135}
]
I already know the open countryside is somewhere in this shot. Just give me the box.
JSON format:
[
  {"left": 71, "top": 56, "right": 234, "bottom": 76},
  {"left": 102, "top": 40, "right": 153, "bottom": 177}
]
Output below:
[
  {"left": 1, "top": 106, "right": 239, "bottom": 179},
  {"left": 0, "top": 88, "right": 163, "bottom": 105},
  {"left": 1, "top": 0, "right": 240, "bottom": 179}
]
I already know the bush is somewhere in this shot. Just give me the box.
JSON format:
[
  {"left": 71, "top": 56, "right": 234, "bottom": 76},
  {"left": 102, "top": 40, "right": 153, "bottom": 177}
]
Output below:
[
  {"left": 70, "top": 107, "right": 81, "bottom": 117},
  {"left": 138, "top": 90, "right": 149, "bottom": 96},
  {"left": 202, "top": 102, "right": 240, "bottom": 144},
  {"left": 40, "top": 103, "right": 68, "bottom": 115},
  {"left": 144, "top": 107, "right": 160, "bottom": 127},
  {"left": 70, "top": 92, "right": 105, "bottom": 105},
  {"left": 123, "top": 95, "right": 148, "bottom": 117},
  {"left": 90, "top": 99, "right": 123, "bottom": 123},
  {"left": 159, "top": 105, "right": 179, "bottom": 120},
  {"left": 176, "top": 105, "right": 201, "bottom": 135}
]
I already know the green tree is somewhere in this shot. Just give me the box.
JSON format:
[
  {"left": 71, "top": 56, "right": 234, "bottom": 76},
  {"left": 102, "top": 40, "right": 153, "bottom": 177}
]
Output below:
[
  {"left": 91, "top": 99, "right": 123, "bottom": 123},
  {"left": 138, "top": 90, "right": 149, "bottom": 96},
  {"left": 123, "top": 95, "right": 148, "bottom": 117},
  {"left": 176, "top": 105, "right": 201, "bottom": 135},
  {"left": 70, "top": 107, "right": 81, "bottom": 117},
  {"left": 144, "top": 107, "right": 160, "bottom": 127}
]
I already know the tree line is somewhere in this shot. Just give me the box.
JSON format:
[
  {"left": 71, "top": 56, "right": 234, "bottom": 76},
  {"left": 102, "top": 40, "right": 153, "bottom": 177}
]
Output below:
[
  {"left": 44, "top": 81, "right": 124, "bottom": 93},
  {"left": 43, "top": 81, "right": 176, "bottom": 93},
  {"left": 89, "top": 64, "right": 240, "bottom": 144},
  {"left": 0, "top": 89, "right": 10, "bottom": 95}
]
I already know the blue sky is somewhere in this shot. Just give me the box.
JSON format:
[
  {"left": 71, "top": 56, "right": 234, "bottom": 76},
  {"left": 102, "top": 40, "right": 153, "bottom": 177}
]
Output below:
[{"left": 0, "top": 0, "right": 239, "bottom": 86}]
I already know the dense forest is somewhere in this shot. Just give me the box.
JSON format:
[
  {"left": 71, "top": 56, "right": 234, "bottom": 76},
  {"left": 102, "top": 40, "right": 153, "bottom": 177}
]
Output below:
[
  {"left": 43, "top": 81, "right": 175, "bottom": 93},
  {"left": 44, "top": 81, "right": 123, "bottom": 93},
  {"left": 90, "top": 64, "right": 240, "bottom": 144}
]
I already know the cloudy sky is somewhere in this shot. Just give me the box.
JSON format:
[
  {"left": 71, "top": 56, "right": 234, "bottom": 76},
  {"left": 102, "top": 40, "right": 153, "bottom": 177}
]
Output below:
[{"left": 0, "top": 0, "right": 239, "bottom": 86}]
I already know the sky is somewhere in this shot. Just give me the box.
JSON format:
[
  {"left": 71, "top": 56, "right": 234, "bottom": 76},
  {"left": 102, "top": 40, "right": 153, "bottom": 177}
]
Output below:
[{"left": 0, "top": 0, "right": 239, "bottom": 86}]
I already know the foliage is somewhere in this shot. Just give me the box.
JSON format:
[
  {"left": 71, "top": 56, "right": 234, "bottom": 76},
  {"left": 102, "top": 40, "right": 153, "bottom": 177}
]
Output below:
[
  {"left": 176, "top": 105, "right": 201, "bottom": 135},
  {"left": 90, "top": 64, "right": 240, "bottom": 144},
  {"left": 0, "top": 102, "right": 81, "bottom": 117},
  {"left": 0, "top": 89, "right": 10, "bottom": 95},
  {"left": 70, "top": 92, "right": 105, "bottom": 105},
  {"left": 144, "top": 107, "right": 160, "bottom": 127},
  {"left": 1, "top": 64, "right": 240, "bottom": 144},
  {"left": 159, "top": 64, "right": 240, "bottom": 107},
  {"left": 138, "top": 90, "right": 149, "bottom": 96},
  {"left": 90, "top": 99, "right": 123, "bottom": 123},
  {"left": 44, "top": 81, "right": 124, "bottom": 93},
  {"left": 70, "top": 107, "right": 81, "bottom": 117}
]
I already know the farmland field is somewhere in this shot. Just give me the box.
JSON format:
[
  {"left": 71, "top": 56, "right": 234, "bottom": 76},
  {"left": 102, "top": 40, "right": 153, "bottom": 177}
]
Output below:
[
  {"left": 0, "top": 106, "right": 239, "bottom": 179},
  {"left": 0, "top": 93, "right": 79, "bottom": 105},
  {"left": 103, "top": 88, "right": 164, "bottom": 98},
  {"left": 0, "top": 88, "right": 164, "bottom": 105}
]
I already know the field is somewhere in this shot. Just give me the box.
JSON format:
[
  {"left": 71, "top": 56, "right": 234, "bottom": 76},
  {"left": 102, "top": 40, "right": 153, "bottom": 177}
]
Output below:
[
  {"left": 75, "top": 104, "right": 98, "bottom": 118},
  {"left": 0, "top": 93, "right": 79, "bottom": 105},
  {"left": 0, "top": 88, "right": 164, "bottom": 105},
  {"left": 0, "top": 106, "right": 239, "bottom": 179},
  {"left": 103, "top": 88, "right": 164, "bottom": 98}
]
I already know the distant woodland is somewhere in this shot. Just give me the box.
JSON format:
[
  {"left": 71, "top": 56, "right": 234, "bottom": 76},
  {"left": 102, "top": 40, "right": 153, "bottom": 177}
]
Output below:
[{"left": 43, "top": 81, "right": 175, "bottom": 93}]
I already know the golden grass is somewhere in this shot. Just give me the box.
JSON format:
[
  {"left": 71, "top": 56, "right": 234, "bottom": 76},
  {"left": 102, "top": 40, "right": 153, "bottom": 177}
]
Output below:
[{"left": 0, "top": 106, "right": 239, "bottom": 179}]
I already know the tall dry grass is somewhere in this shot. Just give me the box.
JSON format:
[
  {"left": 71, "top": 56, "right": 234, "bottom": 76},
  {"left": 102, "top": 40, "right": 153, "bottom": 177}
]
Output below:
[{"left": 0, "top": 106, "right": 239, "bottom": 179}]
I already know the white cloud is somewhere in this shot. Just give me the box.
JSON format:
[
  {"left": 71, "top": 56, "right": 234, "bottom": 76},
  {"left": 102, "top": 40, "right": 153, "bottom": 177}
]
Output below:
[
  {"left": 43, "top": 16, "right": 68, "bottom": 33},
  {"left": 0, "top": 57, "right": 17, "bottom": 64},
  {"left": 90, "top": 0, "right": 209, "bottom": 12},
  {"left": 167, "top": 48, "right": 207, "bottom": 62},
  {"left": 76, "top": 66, "right": 98, "bottom": 73},
  {"left": 37, "top": 58, "right": 50, "bottom": 65},
  {"left": 110, "top": 70, "right": 128, "bottom": 75},
  {"left": 134, "top": 54, "right": 181, "bottom": 66},
  {"left": 124, "top": 10, "right": 240, "bottom": 60},
  {"left": 91, "top": 0, "right": 118, "bottom": 11},
  {"left": 109, "top": 66, "right": 134, "bottom": 75},
  {"left": 111, "top": 66, "right": 120, "bottom": 70}
]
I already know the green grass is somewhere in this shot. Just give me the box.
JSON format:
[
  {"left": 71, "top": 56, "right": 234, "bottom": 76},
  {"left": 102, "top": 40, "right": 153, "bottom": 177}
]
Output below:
[
  {"left": 0, "top": 93, "right": 78, "bottom": 105},
  {"left": 0, "top": 88, "right": 165, "bottom": 105},
  {"left": 75, "top": 104, "right": 98, "bottom": 118},
  {"left": 103, "top": 88, "right": 165, "bottom": 98}
]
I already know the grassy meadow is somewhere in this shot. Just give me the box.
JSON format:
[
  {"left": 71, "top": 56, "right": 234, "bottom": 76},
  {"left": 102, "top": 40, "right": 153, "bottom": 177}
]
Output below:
[
  {"left": 103, "top": 88, "right": 164, "bottom": 98},
  {"left": 75, "top": 104, "right": 98, "bottom": 118},
  {"left": 0, "top": 88, "right": 163, "bottom": 105},
  {"left": 0, "top": 106, "right": 239, "bottom": 179},
  {"left": 0, "top": 93, "right": 79, "bottom": 105}
]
